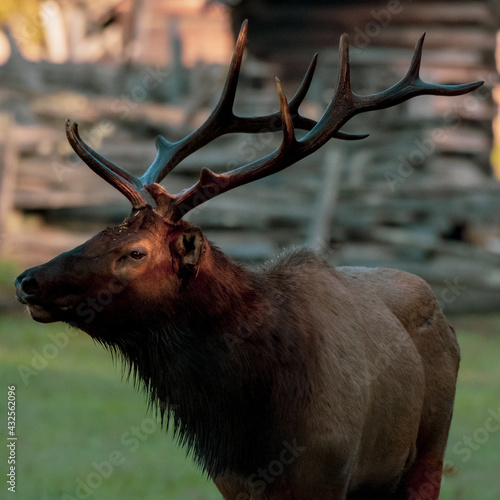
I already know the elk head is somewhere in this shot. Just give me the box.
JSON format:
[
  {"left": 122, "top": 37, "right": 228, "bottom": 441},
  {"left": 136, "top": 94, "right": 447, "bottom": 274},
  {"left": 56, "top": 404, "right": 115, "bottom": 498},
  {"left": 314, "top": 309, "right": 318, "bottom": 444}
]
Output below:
[
  {"left": 14, "top": 197, "right": 204, "bottom": 332},
  {"left": 16, "top": 21, "right": 482, "bottom": 339}
]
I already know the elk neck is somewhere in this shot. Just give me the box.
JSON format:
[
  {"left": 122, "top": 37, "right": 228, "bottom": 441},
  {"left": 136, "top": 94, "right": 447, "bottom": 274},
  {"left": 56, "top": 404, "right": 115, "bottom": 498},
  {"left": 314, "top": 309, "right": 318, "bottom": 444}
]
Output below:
[
  {"left": 176, "top": 240, "right": 265, "bottom": 333},
  {"left": 101, "top": 240, "right": 288, "bottom": 478}
]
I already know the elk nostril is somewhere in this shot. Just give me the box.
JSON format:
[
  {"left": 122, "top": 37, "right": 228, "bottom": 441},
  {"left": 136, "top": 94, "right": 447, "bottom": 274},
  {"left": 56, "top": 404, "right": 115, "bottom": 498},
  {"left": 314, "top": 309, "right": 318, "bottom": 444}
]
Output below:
[{"left": 20, "top": 276, "right": 39, "bottom": 296}]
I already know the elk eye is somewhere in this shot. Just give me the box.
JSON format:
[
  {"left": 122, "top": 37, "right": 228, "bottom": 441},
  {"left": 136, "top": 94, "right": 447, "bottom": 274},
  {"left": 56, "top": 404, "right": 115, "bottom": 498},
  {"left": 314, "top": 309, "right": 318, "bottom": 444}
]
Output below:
[{"left": 130, "top": 250, "right": 146, "bottom": 260}]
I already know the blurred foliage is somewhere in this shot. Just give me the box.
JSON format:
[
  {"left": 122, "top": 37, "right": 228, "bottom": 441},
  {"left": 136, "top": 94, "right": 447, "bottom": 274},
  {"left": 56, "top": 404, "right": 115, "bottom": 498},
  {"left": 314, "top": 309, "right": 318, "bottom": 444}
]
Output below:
[
  {"left": 0, "top": 0, "right": 40, "bottom": 22},
  {"left": 492, "top": 145, "right": 500, "bottom": 180},
  {"left": 0, "top": 0, "right": 44, "bottom": 47}
]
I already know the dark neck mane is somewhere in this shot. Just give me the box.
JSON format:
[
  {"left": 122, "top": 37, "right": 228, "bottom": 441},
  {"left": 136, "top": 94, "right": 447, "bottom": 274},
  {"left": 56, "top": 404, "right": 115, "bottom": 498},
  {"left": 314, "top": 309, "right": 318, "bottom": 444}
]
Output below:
[{"left": 94, "top": 245, "right": 288, "bottom": 477}]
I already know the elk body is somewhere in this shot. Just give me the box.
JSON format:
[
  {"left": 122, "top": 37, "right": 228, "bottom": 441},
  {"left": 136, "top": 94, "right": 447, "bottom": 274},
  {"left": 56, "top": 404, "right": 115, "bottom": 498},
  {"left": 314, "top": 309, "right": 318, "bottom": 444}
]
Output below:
[{"left": 15, "top": 23, "right": 482, "bottom": 500}]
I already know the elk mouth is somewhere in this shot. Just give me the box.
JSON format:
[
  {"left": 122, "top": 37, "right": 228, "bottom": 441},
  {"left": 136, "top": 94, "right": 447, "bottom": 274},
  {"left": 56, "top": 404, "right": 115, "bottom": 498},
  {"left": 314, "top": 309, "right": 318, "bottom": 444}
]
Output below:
[
  {"left": 17, "top": 294, "right": 75, "bottom": 323},
  {"left": 24, "top": 302, "right": 74, "bottom": 323}
]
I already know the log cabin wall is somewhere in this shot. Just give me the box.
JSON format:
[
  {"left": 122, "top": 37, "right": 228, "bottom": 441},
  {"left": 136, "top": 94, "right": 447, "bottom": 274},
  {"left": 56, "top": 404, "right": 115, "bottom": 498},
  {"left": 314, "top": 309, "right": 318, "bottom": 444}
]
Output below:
[
  {"left": 230, "top": 0, "right": 496, "bottom": 183},
  {"left": 223, "top": 0, "right": 500, "bottom": 312},
  {"left": 0, "top": 0, "right": 499, "bottom": 312}
]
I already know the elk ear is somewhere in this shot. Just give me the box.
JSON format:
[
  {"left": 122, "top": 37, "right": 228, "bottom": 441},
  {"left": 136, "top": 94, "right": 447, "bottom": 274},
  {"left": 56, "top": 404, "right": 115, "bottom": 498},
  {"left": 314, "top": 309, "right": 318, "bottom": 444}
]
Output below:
[{"left": 175, "top": 227, "right": 204, "bottom": 268}]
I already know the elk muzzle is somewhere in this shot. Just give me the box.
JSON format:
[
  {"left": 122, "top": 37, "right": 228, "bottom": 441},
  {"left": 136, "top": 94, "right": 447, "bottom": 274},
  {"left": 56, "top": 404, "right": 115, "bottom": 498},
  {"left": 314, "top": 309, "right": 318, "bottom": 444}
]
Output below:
[
  {"left": 16, "top": 265, "right": 73, "bottom": 323},
  {"left": 15, "top": 270, "right": 39, "bottom": 304}
]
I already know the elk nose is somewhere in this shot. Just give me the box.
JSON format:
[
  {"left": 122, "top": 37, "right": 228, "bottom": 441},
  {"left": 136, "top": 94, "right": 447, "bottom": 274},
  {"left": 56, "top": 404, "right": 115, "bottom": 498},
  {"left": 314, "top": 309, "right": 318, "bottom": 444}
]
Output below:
[{"left": 14, "top": 274, "right": 39, "bottom": 303}]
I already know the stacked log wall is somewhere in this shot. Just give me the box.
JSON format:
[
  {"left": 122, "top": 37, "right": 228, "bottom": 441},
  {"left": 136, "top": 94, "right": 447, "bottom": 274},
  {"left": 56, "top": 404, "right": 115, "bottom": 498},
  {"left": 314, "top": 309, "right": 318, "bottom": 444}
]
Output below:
[{"left": 1, "top": 0, "right": 499, "bottom": 313}]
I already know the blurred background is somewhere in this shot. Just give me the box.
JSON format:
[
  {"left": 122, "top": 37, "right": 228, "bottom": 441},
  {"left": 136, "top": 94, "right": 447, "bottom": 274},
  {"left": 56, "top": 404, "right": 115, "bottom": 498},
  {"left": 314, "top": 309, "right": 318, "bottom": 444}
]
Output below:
[{"left": 0, "top": 0, "right": 499, "bottom": 499}]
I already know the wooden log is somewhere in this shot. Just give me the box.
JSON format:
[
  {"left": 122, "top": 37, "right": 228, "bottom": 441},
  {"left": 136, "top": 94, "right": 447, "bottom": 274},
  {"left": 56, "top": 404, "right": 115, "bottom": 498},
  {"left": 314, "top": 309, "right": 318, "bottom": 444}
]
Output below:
[
  {"left": 0, "top": 114, "right": 18, "bottom": 251},
  {"left": 307, "top": 146, "right": 344, "bottom": 253}
]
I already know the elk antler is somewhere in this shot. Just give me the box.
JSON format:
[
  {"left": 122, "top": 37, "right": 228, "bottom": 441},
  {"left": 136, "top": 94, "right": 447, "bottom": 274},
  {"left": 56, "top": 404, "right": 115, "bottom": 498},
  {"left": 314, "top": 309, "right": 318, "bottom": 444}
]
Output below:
[
  {"left": 66, "top": 23, "right": 483, "bottom": 220},
  {"left": 66, "top": 121, "right": 156, "bottom": 208},
  {"left": 66, "top": 21, "right": 325, "bottom": 210}
]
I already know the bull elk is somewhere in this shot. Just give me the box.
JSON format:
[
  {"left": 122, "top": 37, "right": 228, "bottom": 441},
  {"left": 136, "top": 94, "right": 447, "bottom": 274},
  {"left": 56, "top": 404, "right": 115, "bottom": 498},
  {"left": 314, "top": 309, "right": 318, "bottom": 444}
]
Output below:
[{"left": 15, "top": 22, "right": 482, "bottom": 499}]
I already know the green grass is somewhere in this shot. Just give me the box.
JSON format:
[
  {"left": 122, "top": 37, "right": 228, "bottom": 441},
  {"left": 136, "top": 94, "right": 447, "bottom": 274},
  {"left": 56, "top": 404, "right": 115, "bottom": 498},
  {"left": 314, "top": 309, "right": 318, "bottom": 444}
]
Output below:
[
  {"left": 0, "top": 315, "right": 221, "bottom": 500},
  {"left": 440, "top": 316, "right": 500, "bottom": 500},
  {"left": 0, "top": 260, "right": 20, "bottom": 288},
  {"left": 1, "top": 312, "right": 499, "bottom": 499}
]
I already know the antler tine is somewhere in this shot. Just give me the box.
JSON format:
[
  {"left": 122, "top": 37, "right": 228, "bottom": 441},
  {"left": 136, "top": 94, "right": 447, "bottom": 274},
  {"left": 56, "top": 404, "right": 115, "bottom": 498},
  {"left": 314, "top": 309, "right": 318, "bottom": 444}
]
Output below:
[
  {"left": 403, "top": 33, "right": 484, "bottom": 96},
  {"left": 355, "top": 32, "right": 484, "bottom": 109},
  {"left": 223, "top": 52, "right": 320, "bottom": 134},
  {"left": 276, "top": 78, "right": 297, "bottom": 152},
  {"left": 337, "top": 33, "right": 352, "bottom": 96},
  {"left": 286, "top": 53, "right": 318, "bottom": 130},
  {"left": 139, "top": 21, "right": 249, "bottom": 185},
  {"left": 299, "top": 33, "right": 357, "bottom": 148},
  {"left": 66, "top": 121, "right": 142, "bottom": 188},
  {"left": 313, "top": 34, "right": 368, "bottom": 142},
  {"left": 66, "top": 121, "right": 155, "bottom": 209},
  {"left": 241, "top": 53, "right": 364, "bottom": 140}
]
